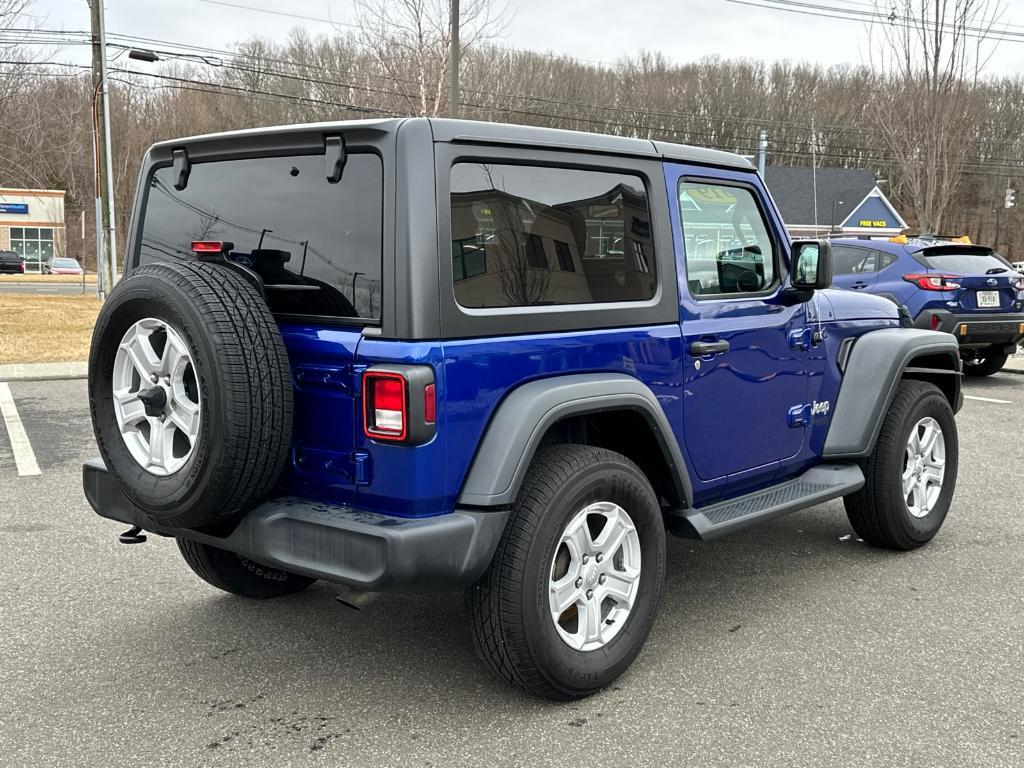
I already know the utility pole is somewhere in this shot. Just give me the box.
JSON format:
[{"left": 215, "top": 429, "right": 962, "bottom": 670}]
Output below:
[
  {"left": 810, "top": 117, "right": 819, "bottom": 235},
  {"left": 88, "top": 0, "right": 118, "bottom": 298},
  {"left": 757, "top": 129, "right": 767, "bottom": 176},
  {"left": 449, "top": 0, "right": 460, "bottom": 118},
  {"left": 995, "top": 177, "right": 1016, "bottom": 250}
]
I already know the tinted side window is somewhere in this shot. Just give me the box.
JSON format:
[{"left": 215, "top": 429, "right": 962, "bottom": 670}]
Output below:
[
  {"left": 832, "top": 246, "right": 875, "bottom": 275},
  {"left": 139, "top": 153, "right": 383, "bottom": 320},
  {"left": 678, "top": 182, "right": 776, "bottom": 296},
  {"left": 449, "top": 163, "right": 656, "bottom": 308},
  {"left": 878, "top": 251, "right": 897, "bottom": 270}
]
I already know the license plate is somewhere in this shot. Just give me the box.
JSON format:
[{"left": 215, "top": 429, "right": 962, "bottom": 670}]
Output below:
[{"left": 977, "top": 290, "right": 1000, "bottom": 308}]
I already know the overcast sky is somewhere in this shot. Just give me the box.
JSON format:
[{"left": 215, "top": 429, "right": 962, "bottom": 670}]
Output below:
[{"left": 27, "top": 0, "right": 1024, "bottom": 76}]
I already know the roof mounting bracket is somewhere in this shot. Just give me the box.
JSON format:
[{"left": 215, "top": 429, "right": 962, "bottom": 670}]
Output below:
[
  {"left": 172, "top": 147, "right": 191, "bottom": 191},
  {"left": 325, "top": 135, "right": 347, "bottom": 184}
]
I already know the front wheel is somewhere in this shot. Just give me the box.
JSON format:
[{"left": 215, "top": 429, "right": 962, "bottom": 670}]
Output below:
[
  {"left": 961, "top": 348, "right": 1008, "bottom": 377},
  {"left": 465, "top": 444, "right": 666, "bottom": 700},
  {"left": 844, "top": 380, "right": 958, "bottom": 550}
]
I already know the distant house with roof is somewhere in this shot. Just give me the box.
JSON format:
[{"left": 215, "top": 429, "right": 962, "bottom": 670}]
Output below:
[{"left": 764, "top": 167, "right": 907, "bottom": 239}]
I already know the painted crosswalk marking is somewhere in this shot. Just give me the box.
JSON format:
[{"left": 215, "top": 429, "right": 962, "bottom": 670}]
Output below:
[{"left": 0, "top": 382, "right": 42, "bottom": 476}]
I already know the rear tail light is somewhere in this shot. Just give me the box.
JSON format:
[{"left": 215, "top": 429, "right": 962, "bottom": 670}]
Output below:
[
  {"left": 930, "top": 314, "right": 941, "bottom": 330},
  {"left": 362, "top": 365, "right": 437, "bottom": 444},
  {"left": 903, "top": 273, "right": 961, "bottom": 291},
  {"left": 19, "top": 260, "right": 24, "bottom": 273},
  {"left": 364, "top": 371, "right": 407, "bottom": 441}
]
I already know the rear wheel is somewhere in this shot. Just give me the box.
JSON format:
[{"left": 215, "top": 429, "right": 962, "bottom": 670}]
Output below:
[
  {"left": 961, "top": 348, "right": 1008, "bottom": 377},
  {"left": 844, "top": 380, "right": 958, "bottom": 550},
  {"left": 177, "top": 539, "right": 315, "bottom": 599},
  {"left": 465, "top": 445, "right": 666, "bottom": 700}
]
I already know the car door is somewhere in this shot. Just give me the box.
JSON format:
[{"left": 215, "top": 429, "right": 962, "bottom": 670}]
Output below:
[
  {"left": 670, "top": 167, "right": 810, "bottom": 485},
  {"left": 831, "top": 245, "right": 879, "bottom": 291}
]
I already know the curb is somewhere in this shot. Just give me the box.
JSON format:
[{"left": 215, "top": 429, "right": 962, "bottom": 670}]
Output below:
[
  {"left": 1003, "top": 357, "right": 1024, "bottom": 376},
  {"left": 0, "top": 362, "right": 88, "bottom": 382}
]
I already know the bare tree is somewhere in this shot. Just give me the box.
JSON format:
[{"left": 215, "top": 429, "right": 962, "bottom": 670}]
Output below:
[
  {"left": 871, "top": 0, "right": 1005, "bottom": 232},
  {"left": 0, "top": 0, "right": 37, "bottom": 110},
  {"left": 352, "top": 0, "right": 508, "bottom": 116}
]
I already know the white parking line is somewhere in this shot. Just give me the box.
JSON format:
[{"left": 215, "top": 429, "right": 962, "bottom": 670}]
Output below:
[
  {"left": 963, "top": 394, "right": 1013, "bottom": 405},
  {"left": 0, "top": 382, "right": 41, "bottom": 476}
]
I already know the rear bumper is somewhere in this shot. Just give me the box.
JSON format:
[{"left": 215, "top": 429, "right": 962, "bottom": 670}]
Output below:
[
  {"left": 83, "top": 459, "right": 507, "bottom": 592},
  {"left": 913, "top": 309, "right": 1024, "bottom": 350}
]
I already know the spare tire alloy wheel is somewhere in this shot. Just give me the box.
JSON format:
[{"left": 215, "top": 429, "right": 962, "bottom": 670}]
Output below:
[
  {"left": 89, "top": 261, "right": 293, "bottom": 529},
  {"left": 549, "top": 501, "right": 642, "bottom": 651},
  {"left": 113, "top": 317, "right": 201, "bottom": 476}
]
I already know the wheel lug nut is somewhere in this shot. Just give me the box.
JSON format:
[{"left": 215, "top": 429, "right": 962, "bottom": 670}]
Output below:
[
  {"left": 586, "top": 589, "right": 593, "bottom": 600},
  {"left": 574, "top": 578, "right": 583, "bottom": 588},
  {"left": 599, "top": 574, "right": 606, "bottom": 585},
  {"left": 581, "top": 554, "right": 589, "bottom": 564},
  {"left": 596, "top": 553, "right": 603, "bottom": 563},
  {"left": 150, "top": 373, "right": 158, "bottom": 383}
]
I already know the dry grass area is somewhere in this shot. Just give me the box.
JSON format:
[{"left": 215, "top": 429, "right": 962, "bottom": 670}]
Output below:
[
  {"left": 0, "top": 273, "right": 96, "bottom": 283},
  {"left": 0, "top": 294, "right": 101, "bottom": 364}
]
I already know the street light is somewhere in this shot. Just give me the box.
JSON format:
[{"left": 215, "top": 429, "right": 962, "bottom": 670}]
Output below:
[
  {"left": 831, "top": 200, "right": 844, "bottom": 234},
  {"left": 127, "top": 48, "right": 223, "bottom": 66},
  {"left": 127, "top": 49, "right": 159, "bottom": 63}
]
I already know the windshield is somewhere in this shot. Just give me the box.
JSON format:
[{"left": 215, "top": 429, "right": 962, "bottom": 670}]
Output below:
[
  {"left": 919, "top": 246, "right": 1011, "bottom": 274},
  {"left": 137, "top": 152, "right": 383, "bottom": 321}
]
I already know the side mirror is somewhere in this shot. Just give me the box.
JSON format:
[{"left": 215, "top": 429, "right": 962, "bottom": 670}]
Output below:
[{"left": 791, "top": 239, "right": 832, "bottom": 291}]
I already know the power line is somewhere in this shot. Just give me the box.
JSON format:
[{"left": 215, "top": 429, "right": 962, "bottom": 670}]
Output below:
[
  {"left": 8, "top": 24, "right": 1024, "bottom": 152},
  {"left": 724, "top": 0, "right": 1024, "bottom": 43},
  {"left": 195, "top": 0, "right": 621, "bottom": 69},
  {"left": 199, "top": 0, "right": 358, "bottom": 27}
]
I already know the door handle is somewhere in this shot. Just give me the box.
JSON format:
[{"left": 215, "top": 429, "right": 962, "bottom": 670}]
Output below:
[
  {"left": 850, "top": 281, "right": 868, "bottom": 289},
  {"left": 690, "top": 339, "right": 730, "bottom": 356}
]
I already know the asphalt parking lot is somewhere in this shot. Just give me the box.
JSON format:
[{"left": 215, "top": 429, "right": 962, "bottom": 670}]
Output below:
[{"left": 1, "top": 375, "right": 1022, "bottom": 768}]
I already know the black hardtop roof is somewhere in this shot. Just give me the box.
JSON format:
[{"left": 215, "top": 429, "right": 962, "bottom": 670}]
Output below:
[{"left": 150, "top": 117, "right": 754, "bottom": 171}]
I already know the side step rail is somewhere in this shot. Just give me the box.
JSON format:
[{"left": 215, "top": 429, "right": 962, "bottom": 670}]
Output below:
[{"left": 667, "top": 463, "right": 864, "bottom": 540}]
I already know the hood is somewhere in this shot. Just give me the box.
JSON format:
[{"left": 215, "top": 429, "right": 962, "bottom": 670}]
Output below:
[{"left": 818, "top": 288, "right": 899, "bottom": 322}]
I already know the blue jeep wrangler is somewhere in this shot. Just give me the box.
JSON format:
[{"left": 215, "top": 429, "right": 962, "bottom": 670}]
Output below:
[
  {"left": 830, "top": 235, "right": 1024, "bottom": 377},
  {"left": 84, "top": 119, "right": 962, "bottom": 700}
]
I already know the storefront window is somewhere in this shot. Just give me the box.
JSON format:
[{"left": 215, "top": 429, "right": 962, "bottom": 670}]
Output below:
[{"left": 9, "top": 227, "right": 54, "bottom": 272}]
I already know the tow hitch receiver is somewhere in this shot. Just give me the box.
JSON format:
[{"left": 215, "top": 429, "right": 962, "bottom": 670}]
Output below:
[{"left": 118, "top": 525, "right": 147, "bottom": 544}]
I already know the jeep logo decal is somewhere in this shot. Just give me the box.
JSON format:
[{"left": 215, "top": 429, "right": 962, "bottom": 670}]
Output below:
[{"left": 811, "top": 400, "right": 831, "bottom": 417}]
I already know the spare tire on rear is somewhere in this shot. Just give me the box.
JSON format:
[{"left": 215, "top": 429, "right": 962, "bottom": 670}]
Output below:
[{"left": 88, "top": 261, "right": 293, "bottom": 528}]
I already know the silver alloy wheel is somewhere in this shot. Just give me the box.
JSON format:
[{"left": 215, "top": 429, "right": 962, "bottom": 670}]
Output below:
[
  {"left": 903, "top": 416, "right": 945, "bottom": 518},
  {"left": 112, "top": 317, "right": 201, "bottom": 476},
  {"left": 548, "top": 501, "right": 642, "bottom": 652}
]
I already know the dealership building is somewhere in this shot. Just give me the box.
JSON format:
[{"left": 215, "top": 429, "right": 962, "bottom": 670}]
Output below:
[
  {"left": 764, "top": 167, "right": 907, "bottom": 239},
  {"left": 0, "top": 187, "right": 67, "bottom": 272}
]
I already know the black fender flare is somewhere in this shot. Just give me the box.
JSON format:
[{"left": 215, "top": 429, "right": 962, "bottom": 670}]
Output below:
[
  {"left": 823, "top": 328, "right": 961, "bottom": 458},
  {"left": 457, "top": 373, "right": 692, "bottom": 508}
]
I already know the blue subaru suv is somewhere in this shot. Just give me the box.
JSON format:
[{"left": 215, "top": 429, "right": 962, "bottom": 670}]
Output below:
[
  {"left": 831, "top": 235, "right": 1024, "bottom": 376},
  {"left": 84, "top": 119, "right": 962, "bottom": 699}
]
